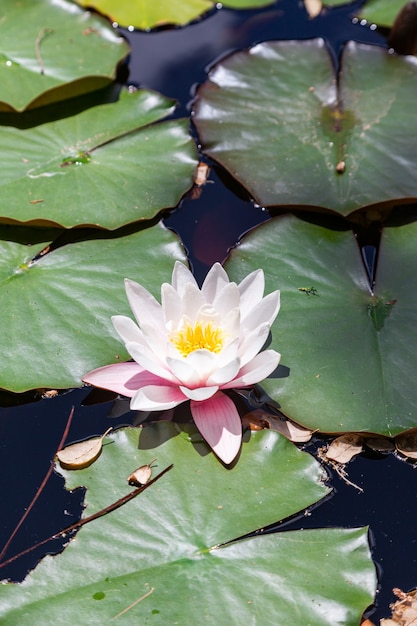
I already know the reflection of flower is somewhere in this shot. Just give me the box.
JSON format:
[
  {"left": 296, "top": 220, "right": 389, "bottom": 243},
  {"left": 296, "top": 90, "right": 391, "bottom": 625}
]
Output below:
[{"left": 83, "top": 262, "right": 280, "bottom": 464}]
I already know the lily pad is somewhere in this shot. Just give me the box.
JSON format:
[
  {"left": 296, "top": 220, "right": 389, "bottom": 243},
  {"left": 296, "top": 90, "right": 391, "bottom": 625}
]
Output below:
[
  {"left": 0, "top": 88, "right": 198, "bottom": 229},
  {"left": 0, "top": 426, "right": 377, "bottom": 624},
  {"left": 0, "top": 0, "right": 130, "bottom": 112},
  {"left": 74, "top": 0, "right": 275, "bottom": 30},
  {"left": 357, "top": 0, "right": 408, "bottom": 27},
  {"left": 194, "top": 39, "right": 417, "bottom": 217},
  {"left": 0, "top": 222, "right": 186, "bottom": 392},
  {"left": 225, "top": 213, "right": 417, "bottom": 435}
]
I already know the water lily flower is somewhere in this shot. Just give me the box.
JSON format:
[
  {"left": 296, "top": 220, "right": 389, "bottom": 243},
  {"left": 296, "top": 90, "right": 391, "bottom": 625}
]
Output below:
[{"left": 83, "top": 262, "right": 280, "bottom": 464}]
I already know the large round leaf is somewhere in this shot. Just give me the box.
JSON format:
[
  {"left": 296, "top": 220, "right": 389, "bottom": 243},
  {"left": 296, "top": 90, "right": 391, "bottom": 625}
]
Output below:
[
  {"left": 0, "top": 223, "right": 186, "bottom": 392},
  {"left": 0, "top": 426, "right": 376, "bottom": 624},
  {"left": 357, "top": 0, "right": 407, "bottom": 27},
  {"left": 225, "top": 213, "right": 417, "bottom": 435},
  {"left": 194, "top": 39, "right": 417, "bottom": 216},
  {"left": 0, "top": 0, "right": 129, "bottom": 112},
  {"left": 0, "top": 88, "right": 198, "bottom": 229},
  {"left": 74, "top": 0, "right": 275, "bottom": 30}
]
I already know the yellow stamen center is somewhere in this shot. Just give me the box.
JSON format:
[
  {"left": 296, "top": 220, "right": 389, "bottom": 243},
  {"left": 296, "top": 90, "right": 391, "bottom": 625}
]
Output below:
[{"left": 171, "top": 321, "right": 224, "bottom": 357}]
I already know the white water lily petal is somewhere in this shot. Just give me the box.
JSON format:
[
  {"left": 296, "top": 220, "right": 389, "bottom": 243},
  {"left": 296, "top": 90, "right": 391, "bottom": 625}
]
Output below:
[
  {"left": 180, "top": 385, "right": 219, "bottom": 401},
  {"left": 219, "top": 307, "right": 241, "bottom": 345},
  {"left": 201, "top": 262, "right": 230, "bottom": 303},
  {"left": 191, "top": 392, "right": 242, "bottom": 464},
  {"left": 206, "top": 357, "right": 241, "bottom": 386},
  {"left": 238, "top": 322, "right": 271, "bottom": 367},
  {"left": 223, "top": 349, "right": 281, "bottom": 389},
  {"left": 126, "top": 341, "right": 179, "bottom": 384},
  {"left": 215, "top": 338, "right": 239, "bottom": 367},
  {"left": 130, "top": 384, "right": 187, "bottom": 411},
  {"left": 195, "top": 304, "right": 222, "bottom": 328},
  {"left": 182, "top": 282, "right": 207, "bottom": 322},
  {"left": 172, "top": 261, "right": 198, "bottom": 296},
  {"left": 140, "top": 321, "right": 171, "bottom": 360},
  {"left": 168, "top": 350, "right": 218, "bottom": 386},
  {"left": 241, "top": 290, "right": 280, "bottom": 334},
  {"left": 124, "top": 279, "right": 164, "bottom": 331},
  {"left": 238, "top": 269, "right": 265, "bottom": 320},
  {"left": 82, "top": 362, "right": 161, "bottom": 398},
  {"left": 212, "top": 282, "right": 240, "bottom": 318},
  {"left": 161, "top": 282, "right": 183, "bottom": 329},
  {"left": 112, "top": 315, "right": 144, "bottom": 345}
]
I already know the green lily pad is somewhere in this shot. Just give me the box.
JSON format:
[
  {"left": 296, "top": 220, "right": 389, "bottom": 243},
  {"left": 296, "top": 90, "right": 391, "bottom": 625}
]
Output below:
[
  {"left": 0, "top": 426, "right": 377, "bottom": 624},
  {"left": 0, "top": 223, "right": 186, "bottom": 392},
  {"left": 0, "top": 88, "right": 198, "bottom": 229},
  {"left": 225, "top": 213, "right": 417, "bottom": 435},
  {"left": 74, "top": 0, "right": 275, "bottom": 30},
  {"left": 0, "top": 0, "right": 130, "bottom": 112},
  {"left": 194, "top": 39, "right": 417, "bottom": 217},
  {"left": 357, "top": 0, "right": 408, "bottom": 27}
]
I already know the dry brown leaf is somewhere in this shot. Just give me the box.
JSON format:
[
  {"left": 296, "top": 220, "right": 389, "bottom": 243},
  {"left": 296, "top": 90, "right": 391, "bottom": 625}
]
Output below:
[
  {"left": 381, "top": 588, "right": 417, "bottom": 625},
  {"left": 395, "top": 430, "right": 417, "bottom": 460},
  {"left": 127, "top": 459, "right": 157, "bottom": 486},
  {"left": 57, "top": 427, "right": 112, "bottom": 469},
  {"left": 365, "top": 436, "right": 395, "bottom": 453},
  {"left": 304, "top": 0, "right": 322, "bottom": 19},
  {"left": 326, "top": 433, "right": 364, "bottom": 464},
  {"left": 242, "top": 409, "right": 313, "bottom": 442}
]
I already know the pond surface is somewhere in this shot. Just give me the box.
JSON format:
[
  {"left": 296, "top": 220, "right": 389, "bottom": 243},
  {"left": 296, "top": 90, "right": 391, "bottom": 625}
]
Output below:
[{"left": 1, "top": 1, "right": 416, "bottom": 622}]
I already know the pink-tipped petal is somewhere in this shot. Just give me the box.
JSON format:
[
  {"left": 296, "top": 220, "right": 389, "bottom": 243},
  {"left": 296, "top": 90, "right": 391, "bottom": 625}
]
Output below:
[
  {"left": 130, "top": 384, "right": 187, "bottom": 411},
  {"left": 191, "top": 392, "right": 242, "bottom": 464},
  {"left": 180, "top": 385, "right": 219, "bottom": 401},
  {"left": 222, "top": 349, "right": 281, "bottom": 389},
  {"left": 82, "top": 362, "right": 164, "bottom": 398}
]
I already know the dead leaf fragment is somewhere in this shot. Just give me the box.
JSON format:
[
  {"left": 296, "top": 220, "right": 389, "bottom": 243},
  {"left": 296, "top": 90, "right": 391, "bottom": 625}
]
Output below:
[
  {"left": 395, "top": 430, "right": 417, "bottom": 460},
  {"left": 304, "top": 0, "right": 322, "bottom": 18},
  {"left": 242, "top": 409, "right": 313, "bottom": 442},
  {"left": 57, "top": 428, "right": 112, "bottom": 469},
  {"left": 381, "top": 587, "right": 417, "bottom": 625},
  {"left": 365, "top": 436, "right": 395, "bottom": 453},
  {"left": 326, "top": 433, "right": 364, "bottom": 464},
  {"left": 127, "top": 459, "right": 157, "bottom": 486}
]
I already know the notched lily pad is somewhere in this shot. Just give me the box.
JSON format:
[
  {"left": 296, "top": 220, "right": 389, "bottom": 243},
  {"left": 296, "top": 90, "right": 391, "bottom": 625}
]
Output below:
[
  {"left": 0, "top": 0, "right": 130, "bottom": 112},
  {"left": 225, "top": 214, "right": 417, "bottom": 436},
  {"left": 0, "top": 221, "right": 187, "bottom": 392},
  {"left": 0, "top": 427, "right": 377, "bottom": 624},
  {"left": 194, "top": 39, "right": 417, "bottom": 217},
  {"left": 0, "top": 88, "right": 198, "bottom": 229}
]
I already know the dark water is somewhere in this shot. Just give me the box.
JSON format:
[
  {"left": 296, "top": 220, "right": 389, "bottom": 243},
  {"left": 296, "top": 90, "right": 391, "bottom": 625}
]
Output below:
[{"left": 1, "top": 0, "right": 416, "bottom": 622}]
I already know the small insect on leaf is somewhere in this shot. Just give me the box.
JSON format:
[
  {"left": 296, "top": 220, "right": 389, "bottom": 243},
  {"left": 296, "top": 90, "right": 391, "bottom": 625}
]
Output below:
[
  {"left": 298, "top": 286, "right": 318, "bottom": 296},
  {"left": 127, "top": 459, "right": 157, "bottom": 486},
  {"left": 56, "top": 427, "right": 112, "bottom": 470}
]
